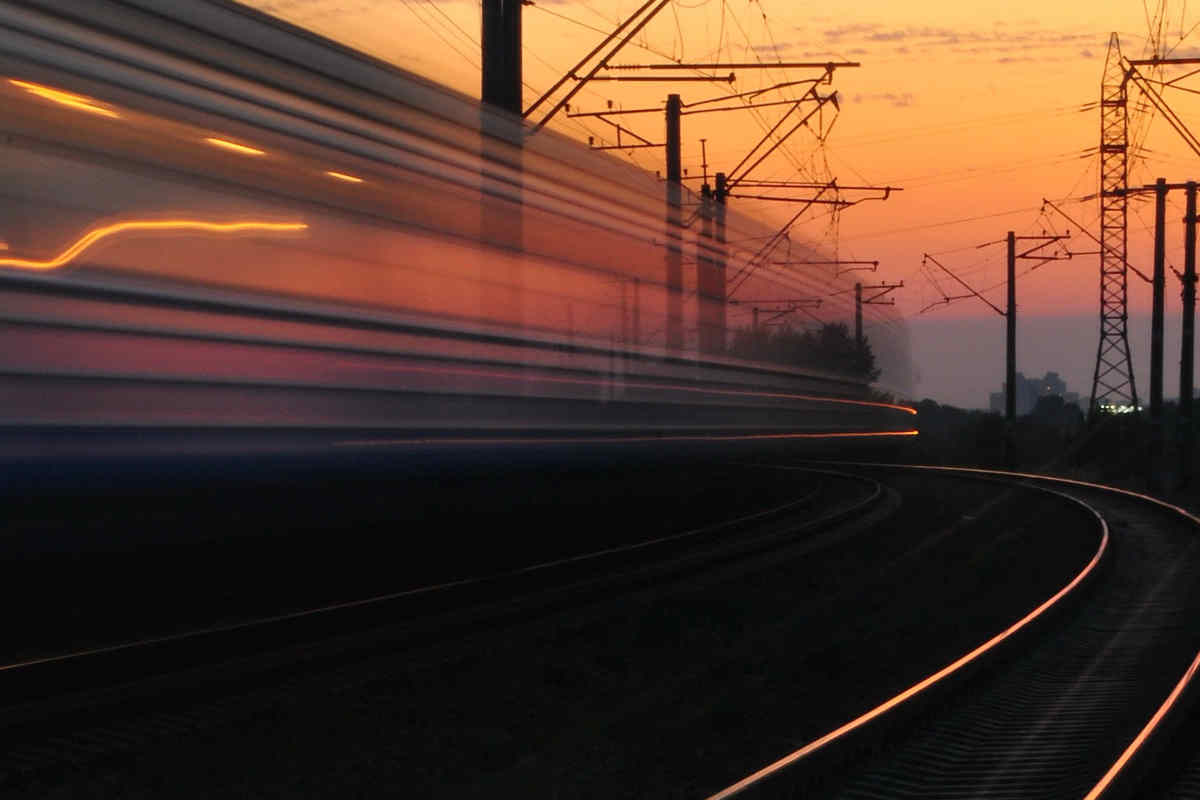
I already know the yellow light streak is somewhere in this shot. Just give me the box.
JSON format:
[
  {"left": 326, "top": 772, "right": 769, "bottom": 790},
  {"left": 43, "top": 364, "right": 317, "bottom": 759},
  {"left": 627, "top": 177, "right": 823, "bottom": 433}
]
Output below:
[
  {"left": 325, "top": 171, "right": 364, "bottom": 183},
  {"left": 0, "top": 220, "right": 308, "bottom": 271},
  {"left": 9, "top": 79, "right": 119, "bottom": 119},
  {"left": 205, "top": 137, "right": 266, "bottom": 156}
]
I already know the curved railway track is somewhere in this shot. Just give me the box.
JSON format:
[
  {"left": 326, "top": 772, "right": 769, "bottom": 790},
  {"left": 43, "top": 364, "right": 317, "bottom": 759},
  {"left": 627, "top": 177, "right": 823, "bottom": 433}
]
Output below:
[
  {"left": 10, "top": 460, "right": 1196, "bottom": 799},
  {"left": 711, "top": 464, "right": 1200, "bottom": 800}
]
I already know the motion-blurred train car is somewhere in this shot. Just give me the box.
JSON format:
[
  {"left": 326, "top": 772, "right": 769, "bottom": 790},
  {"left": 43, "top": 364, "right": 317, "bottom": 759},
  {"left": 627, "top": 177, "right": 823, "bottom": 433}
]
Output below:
[{"left": 0, "top": 0, "right": 916, "bottom": 440}]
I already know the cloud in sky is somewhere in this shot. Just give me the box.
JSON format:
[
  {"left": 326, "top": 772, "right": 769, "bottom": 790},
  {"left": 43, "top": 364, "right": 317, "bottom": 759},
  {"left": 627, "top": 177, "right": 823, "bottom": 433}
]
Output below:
[
  {"left": 852, "top": 91, "right": 916, "bottom": 107},
  {"left": 812, "top": 19, "right": 1108, "bottom": 61},
  {"left": 822, "top": 23, "right": 882, "bottom": 40}
]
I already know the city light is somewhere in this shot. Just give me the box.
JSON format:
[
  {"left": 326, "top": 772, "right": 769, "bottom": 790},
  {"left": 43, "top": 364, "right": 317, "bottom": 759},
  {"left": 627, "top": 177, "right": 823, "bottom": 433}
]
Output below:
[
  {"left": 204, "top": 137, "right": 266, "bottom": 156},
  {"left": 9, "top": 79, "right": 120, "bottom": 119},
  {"left": 325, "top": 171, "right": 364, "bottom": 183},
  {"left": 0, "top": 219, "right": 308, "bottom": 271},
  {"left": 1099, "top": 403, "right": 1140, "bottom": 414}
]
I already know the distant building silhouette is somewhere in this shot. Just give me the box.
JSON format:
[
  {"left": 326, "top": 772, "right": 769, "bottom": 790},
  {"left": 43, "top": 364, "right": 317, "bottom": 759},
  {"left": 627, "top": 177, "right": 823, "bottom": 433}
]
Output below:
[{"left": 989, "top": 371, "right": 1080, "bottom": 415}]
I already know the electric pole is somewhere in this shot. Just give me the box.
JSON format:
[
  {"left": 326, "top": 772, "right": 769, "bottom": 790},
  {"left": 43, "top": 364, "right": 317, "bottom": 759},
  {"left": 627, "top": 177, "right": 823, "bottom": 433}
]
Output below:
[
  {"left": 855, "top": 282, "right": 861, "bottom": 345},
  {"left": 1182, "top": 181, "right": 1197, "bottom": 487},
  {"left": 1103, "top": 180, "right": 1192, "bottom": 489},
  {"left": 480, "top": 0, "right": 524, "bottom": 325},
  {"left": 482, "top": 0, "right": 521, "bottom": 113},
  {"left": 1152, "top": 178, "right": 1167, "bottom": 490},
  {"left": 697, "top": 141, "right": 725, "bottom": 353},
  {"left": 853, "top": 281, "right": 902, "bottom": 347},
  {"left": 1006, "top": 231, "right": 1017, "bottom": 466},
  {"left": 665, "top": 93, "right": 684, "bottom": 350},
  {"left": 715, "top": 171, "right": 728, "bottom": 347},
  {"left": 924, "top": 232, "right": 1068, "bottom": 467}
]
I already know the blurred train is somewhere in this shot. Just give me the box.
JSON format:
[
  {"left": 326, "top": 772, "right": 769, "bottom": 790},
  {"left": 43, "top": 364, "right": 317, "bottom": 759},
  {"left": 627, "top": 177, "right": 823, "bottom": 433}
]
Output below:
[{"left": 0, "top": 0, "right": 917, "bottom": 443}]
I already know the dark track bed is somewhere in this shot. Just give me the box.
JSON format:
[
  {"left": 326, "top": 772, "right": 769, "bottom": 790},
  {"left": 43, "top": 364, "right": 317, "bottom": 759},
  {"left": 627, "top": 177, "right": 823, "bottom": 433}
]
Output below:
[{"left": 4, "top": 466, "right": 1100, "bottom": 799}]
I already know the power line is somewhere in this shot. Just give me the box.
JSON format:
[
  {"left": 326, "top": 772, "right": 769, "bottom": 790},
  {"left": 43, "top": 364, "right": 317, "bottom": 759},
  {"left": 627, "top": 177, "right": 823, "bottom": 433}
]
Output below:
[
  {"left": 838, "top": 206, "right": 1050, "bottom": 242},
  {"left": 400, "top": 0, "right": 480, "bottom": 68}
]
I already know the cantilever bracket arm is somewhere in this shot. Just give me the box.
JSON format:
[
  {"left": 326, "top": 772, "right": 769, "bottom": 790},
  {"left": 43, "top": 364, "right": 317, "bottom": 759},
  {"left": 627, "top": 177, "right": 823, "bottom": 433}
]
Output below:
[
  {"left": 1125, "top": 65, "right": 1200, "bottom": 158},
  {"left": 524, "top": 0, "right": 672, "bottom": 133},
  {"left": 1041, "top": 198, "right": 1152, "bottom": 282},
  {"left": 1016, "top": 236, "right": 1070, "bottom": 261},
  {"left": 723, "top": 89, "right": 837, "bottom": 192},
  {"left": 923, "top": 253, "right": 1004, "bottom": 317},
  {"left": 683, "top": 78, "right": 827, "bottom": 109},
  {"left": 921, "top": 293, "right": 974, "bottom": 314},
  {"left": 863, "top": 281, "right": 904, "bottom": 304}
]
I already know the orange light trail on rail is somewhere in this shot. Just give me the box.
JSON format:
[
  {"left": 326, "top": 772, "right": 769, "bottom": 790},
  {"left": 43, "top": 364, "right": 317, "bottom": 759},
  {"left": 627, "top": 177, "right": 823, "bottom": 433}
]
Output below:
[
  {"left": 769, "top": 462, "right": 1200, "bottom": 800},
  {"left": 358, "top": 360, "right": 917, "bottom": 416},
  {"left": 337, "top": 430, "right": 919, "bottom": 447},
  {"left": 325, "top": 170, "right": 364, "bottom": 183},
  {"left": 1084, "top": 651, "right": 1200, "bottom": 799},
  {"left": 0, "top": 220, "right": 308, "bottom": 271},
  {"left": 204, "top": 137, "right": 266, "bottom": 156},
  {"left": 9, "top": 79, "right": 120, "bottom": 118},
  {"left": 885, "top": 467, "right": 1200, "bottom": 800},
  {"left": 706, "top": 470, "right": 1108, "bottom": 800}
]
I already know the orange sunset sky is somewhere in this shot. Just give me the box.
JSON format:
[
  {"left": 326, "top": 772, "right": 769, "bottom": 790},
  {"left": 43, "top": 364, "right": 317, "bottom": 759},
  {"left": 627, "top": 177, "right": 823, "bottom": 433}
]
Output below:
[{"left": 246, "top": 0, "right": 1200, "bottom": 406}]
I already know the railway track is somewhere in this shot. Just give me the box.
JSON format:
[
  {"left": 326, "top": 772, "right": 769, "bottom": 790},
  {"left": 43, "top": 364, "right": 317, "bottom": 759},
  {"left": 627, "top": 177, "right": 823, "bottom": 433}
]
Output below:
[
  {"left": 12, "top": 460, "right": 1179, "bottom": 799},
  {"left": 710, "top": 464, "right": 1200, "bottom": 800},
  {"left": 0, "top": 465, "right": 885, "bottom": 789}
]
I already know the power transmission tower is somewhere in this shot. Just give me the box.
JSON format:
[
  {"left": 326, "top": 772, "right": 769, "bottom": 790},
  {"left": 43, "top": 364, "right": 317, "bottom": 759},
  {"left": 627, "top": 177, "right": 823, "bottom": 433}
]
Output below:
[
  {"left": 1091, "top": 27, "right": 1200, "bottom": 415},
  {"left": 1092, "top": 33, "right": 1139, "bottom": 416}
]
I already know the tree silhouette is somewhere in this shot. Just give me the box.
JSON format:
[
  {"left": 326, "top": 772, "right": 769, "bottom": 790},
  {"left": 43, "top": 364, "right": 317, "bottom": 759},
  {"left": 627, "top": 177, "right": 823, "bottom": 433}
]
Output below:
[{"left": 729, "top": 322, "right": 879, "bottom": 381}]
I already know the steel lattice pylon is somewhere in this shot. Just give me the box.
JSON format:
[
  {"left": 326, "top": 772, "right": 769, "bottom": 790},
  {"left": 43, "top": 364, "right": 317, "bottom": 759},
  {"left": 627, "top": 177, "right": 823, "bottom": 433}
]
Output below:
[{"left": 1091, "top": 33, "right": 1140, "bottom": 414}]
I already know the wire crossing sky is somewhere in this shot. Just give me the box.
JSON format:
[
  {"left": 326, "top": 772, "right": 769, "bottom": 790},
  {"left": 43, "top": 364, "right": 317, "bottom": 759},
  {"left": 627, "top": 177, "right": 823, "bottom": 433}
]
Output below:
[{"left": 246, "top": 0, "right": 1200, "bottom": 407}]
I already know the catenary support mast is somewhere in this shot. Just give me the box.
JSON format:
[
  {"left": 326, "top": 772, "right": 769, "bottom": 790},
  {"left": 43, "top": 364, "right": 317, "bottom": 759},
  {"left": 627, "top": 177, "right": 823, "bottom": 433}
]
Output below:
[{"left": 1091, "top": 33, "right": 1139, "bottom": 415}]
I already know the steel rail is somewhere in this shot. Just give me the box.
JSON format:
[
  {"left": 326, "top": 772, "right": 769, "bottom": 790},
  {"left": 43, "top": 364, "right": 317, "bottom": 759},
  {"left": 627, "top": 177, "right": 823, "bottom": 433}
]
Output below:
[
  {"left": 0, "top": 470, "right": 880, "bottom": 677},
  {"left": 705, "top": 464, "right": 1113, "bottom": 800},
  {"left": 708, "top": 463, "right": 1200, "bottom": 800}
]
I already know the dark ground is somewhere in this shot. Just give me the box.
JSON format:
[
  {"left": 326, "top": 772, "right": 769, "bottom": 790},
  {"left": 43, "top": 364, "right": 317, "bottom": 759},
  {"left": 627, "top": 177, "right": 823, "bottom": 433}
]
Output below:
[{"left": 0, "top": 434, "right": 1101, "bottom": 799}]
